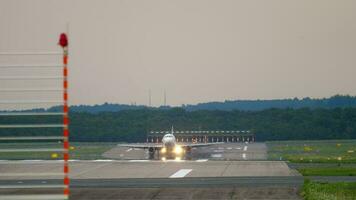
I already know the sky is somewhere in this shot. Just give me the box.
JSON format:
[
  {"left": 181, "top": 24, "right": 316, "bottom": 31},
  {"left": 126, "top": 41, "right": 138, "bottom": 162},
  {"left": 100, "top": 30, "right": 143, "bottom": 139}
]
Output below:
[{"left": 1, "top": 0, "right": 356, "bottom": 107}]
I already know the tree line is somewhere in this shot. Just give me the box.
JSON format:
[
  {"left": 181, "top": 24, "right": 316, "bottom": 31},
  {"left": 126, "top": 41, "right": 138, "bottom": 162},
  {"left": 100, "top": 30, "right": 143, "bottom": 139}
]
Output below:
[{"left": 0, "top": 107, "right": 355, "bottom": 142}]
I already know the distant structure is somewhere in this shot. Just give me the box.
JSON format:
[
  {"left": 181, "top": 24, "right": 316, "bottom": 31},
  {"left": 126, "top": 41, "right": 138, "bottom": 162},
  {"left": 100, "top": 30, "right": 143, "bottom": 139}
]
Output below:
[
  {"left": 147, "top": 130, "right": 255, "bottom": 143},
  {"left": 163, "top": 90, "right": 167, "bottom": 106},
  {"left": 148, "top": 89, "right": 152, "bottom": 107}
]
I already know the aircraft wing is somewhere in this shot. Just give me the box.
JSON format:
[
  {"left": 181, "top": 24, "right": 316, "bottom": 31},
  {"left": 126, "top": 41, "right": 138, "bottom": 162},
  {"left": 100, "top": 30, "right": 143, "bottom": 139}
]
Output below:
[
  {"left": 178, "top": 142, "right": 223, "bottom": 148},
  {"left": 118, "top": 143, "right": 164, "bottom": 149}
]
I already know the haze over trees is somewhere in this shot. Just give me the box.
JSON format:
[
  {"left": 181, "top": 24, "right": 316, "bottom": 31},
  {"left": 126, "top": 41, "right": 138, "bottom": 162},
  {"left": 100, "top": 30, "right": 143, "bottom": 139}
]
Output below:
[{"left": 46, "top": 95, "right": 356, "bottom": 113}]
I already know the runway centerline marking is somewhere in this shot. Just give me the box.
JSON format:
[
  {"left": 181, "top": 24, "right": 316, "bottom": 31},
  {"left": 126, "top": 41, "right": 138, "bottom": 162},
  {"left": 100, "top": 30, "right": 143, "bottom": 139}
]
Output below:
[
  {"left": 129, "top": 160, "right": 149, "bottom": 162},
  {"left": 126, "top": 148, "right": 132, "bottom": 152},
  {"left": 242, "top": 153, "right": 246, "bottom": 160},
  {"left": 211, "top": 154, "right": 222, "bottom": 158},
  {"left": 93, "top": 160, "right": 114, "bottom": 162},
  {"left": 196, "top": 159, "right": 208, "bottom": 162},
  {"left": 243, "top": 146, "right": 248, "bottom": 151},
  {"left": 169, "top": 169, "right": 192, "bottom": 178}
]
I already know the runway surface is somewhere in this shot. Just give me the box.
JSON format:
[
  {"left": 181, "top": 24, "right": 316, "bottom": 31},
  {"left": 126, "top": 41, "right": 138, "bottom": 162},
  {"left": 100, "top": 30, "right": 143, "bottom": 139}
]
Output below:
[
  {"left": 0, "top": 142, "right": 303, "bottom": 199},
  {"left": 103, "top": 142, "right": 267, "bottom": 160},
  {"left": 0, "top": 186, "right": 302, "bottom": 200},
  {"left": 0, "top": 160, "right": 298, "bottom": 180}
]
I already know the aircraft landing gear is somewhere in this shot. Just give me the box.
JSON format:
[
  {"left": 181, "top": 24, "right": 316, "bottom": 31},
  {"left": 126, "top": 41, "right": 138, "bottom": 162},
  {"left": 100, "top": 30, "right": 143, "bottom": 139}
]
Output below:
[
  {"left": 185, "top": 147, "right": 192, "bottom": 160},
  {"left": 148, "top": 147, "right": 155, "bottom": 160}
]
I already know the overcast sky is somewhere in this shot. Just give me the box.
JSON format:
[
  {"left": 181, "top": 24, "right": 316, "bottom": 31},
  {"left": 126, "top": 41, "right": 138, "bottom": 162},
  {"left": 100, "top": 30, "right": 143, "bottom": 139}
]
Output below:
[{"left": 1, "top": 0, "right": 356, "bottom": 107}]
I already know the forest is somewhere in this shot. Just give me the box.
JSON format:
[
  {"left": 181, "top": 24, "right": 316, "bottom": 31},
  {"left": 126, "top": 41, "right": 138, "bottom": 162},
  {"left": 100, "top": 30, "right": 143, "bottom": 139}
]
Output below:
[{"left": 1, "top": 107, "right": 355, "bottom": 142}]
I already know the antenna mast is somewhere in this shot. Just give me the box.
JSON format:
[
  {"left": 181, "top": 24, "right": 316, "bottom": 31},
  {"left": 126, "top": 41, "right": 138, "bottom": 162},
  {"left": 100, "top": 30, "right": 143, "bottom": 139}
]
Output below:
[
  {"left": 164, "top": 90, "right": 167, "bottom": 106},
  {"left": 148, "top": 89, "right": 151, "bottom": 107}
]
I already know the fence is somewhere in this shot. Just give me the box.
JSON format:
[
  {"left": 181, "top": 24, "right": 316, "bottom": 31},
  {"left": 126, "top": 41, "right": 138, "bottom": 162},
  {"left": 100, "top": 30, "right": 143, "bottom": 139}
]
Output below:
[{"left": 0, "top": 33, "right": 70, "bottom": 199}]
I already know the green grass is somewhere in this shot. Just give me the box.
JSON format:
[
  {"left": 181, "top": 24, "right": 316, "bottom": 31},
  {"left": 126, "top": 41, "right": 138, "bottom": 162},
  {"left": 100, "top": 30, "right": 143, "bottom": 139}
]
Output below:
[
  {"left": 302, "top": 179, "right": 356, "bottom": 200},
  {"left": 0, "top": 142, "right": 116, "bottom": 160},
  {"left": 70, "top": 142, "right": 116, "bottom": 159},
  {"left": 267, "top": 140, "right": 356, "bottom": 163},
  {"left": 298, "top": 167, "right": 356, "bottom": 176}
]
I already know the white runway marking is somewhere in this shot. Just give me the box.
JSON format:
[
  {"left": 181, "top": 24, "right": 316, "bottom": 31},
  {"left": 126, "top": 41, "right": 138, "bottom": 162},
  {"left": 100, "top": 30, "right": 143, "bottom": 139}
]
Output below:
[
  {"left": 227, "top": 147, "right": 232, "bottom": 150},
  {"left": 21, "top": 160, "right": 43, "bottom": 162},
  {"left": 169, "top": 169, "right": 192, "bottom": 178},
  {"left": 235, "top": 147, "right": 241, "bottom": 150},
  {"left": 213, "top": 150, "right": 224, "bottom": 153},
  {"left": 242, "top": 153, "right": 246, "bottom": 159},
  {"left": 126, "top": 148, "right": 132, "bottom": 152},
  {"left": 164, "top": 160, "right": 185, "bottom": 163},
  {"left": 128, "top": 160, "right": 149, "bottom": 162},
  {"left": 93, "top": 159, "right": 114, "bottom": 162},
  {"left": 196, "top": 159, "right": 208, "bottom": 162},
  {"left": 211, "top": 154, "right": 222, "bottom": 158},
  {"left": 243, "top": 146, "right": 248, "bottom": 151}
]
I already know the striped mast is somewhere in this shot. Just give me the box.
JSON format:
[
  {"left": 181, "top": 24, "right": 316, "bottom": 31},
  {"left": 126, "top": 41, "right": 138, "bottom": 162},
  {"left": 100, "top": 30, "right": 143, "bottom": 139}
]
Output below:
[{"left": 59, "top": 33, "right": 70, "bottom": 198}]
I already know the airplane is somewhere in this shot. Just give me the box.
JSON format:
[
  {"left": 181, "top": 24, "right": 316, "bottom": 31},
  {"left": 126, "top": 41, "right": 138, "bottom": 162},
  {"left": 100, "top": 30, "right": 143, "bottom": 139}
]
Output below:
[{"left": 119, "top": 126, "right": 221, "bottom": 160}]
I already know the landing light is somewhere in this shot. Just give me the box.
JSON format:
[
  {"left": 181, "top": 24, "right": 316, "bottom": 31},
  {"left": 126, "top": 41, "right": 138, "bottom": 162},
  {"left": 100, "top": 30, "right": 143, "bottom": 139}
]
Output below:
[
  {"left": 161, "top": 147, "right": 166, "bottom": 154},
  {"left": 161, "top": 157, "right": 166, "bottom": 161},
  {"left": 174, "top": 145, "right": 183, "bottom": 154}
]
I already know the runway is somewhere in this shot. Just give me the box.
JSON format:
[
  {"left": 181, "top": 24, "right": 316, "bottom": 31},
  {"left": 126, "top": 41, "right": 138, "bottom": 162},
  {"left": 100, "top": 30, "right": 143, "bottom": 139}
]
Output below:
[
  {"left": 0, "top": 160, "right": 298, "bottom": 180},
  {"left": 0, "top": 142, "right": 304, "bottom": 199},
  {"left": 0, "top": 177, "right": 304, "bottom": 188},
  {"left": 103, "top": 142, "right": 267, "bottom": 160}
]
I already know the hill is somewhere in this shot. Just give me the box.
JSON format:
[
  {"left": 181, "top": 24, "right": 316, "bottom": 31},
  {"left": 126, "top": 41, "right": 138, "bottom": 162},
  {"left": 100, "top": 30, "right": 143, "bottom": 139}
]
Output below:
[{"left": 45, "top": 95, "right": 356, "bottom": 113}]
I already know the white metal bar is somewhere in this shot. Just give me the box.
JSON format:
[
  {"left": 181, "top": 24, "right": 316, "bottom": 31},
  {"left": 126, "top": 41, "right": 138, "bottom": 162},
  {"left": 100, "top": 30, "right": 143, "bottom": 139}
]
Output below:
[
  {"left": 0, "top": 173, "right": 64, "bottom": 177},
  {"left": 0, "top": 160, "right": 65, "bottom": 164},
  {"left": 0, "top": 64, "right": 62, "bottom": 68},
  {"left": 0, "top": 194, "right": 68, "bottom": 200},
  {"left": 0, "top": 88, "right": 63, "bottom": 92},
  {"left": 0, "top": 136, "right": 64, "bottom": 141},
  {"left": 0, "top": 76, "right": 63, "bottom": 80},
  {"left": 0, "top": 185, "right": 66, "bottom": 189},
  {"left": 0, "top": 148, "right": 65, "bottom": 152},
  {"left": 0, "top": 52, "right": 62, "bottom": 56},
  {"left": 0, "top": 112, "right": 65, "bottom": 116},
  {"left": 0, "top": 124, "right": 66, "bottom": 128},
  {"left": 0, "top": 101, "right": 63, "bottom": 104}
]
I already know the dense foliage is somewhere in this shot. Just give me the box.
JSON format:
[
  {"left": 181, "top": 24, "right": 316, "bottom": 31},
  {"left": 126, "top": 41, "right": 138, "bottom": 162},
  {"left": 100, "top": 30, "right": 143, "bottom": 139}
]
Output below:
[{"left": 1, "top": 107, "right": 356, "bottom": 142}]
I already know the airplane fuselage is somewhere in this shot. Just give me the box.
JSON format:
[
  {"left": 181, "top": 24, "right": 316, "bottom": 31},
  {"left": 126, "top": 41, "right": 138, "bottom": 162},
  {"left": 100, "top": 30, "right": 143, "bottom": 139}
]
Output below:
[
  {"left": 160, "top": 134, "right": 184, "bottom": 159},
  {"left": 162, "top": 133, "right": 176, "bottom": 147}
]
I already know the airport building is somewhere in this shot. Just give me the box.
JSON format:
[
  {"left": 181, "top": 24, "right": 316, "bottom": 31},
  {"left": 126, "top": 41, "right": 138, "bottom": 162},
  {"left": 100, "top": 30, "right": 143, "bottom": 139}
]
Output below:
[{"left": 147, "top": 130, "right": 255, "bottom": 143}]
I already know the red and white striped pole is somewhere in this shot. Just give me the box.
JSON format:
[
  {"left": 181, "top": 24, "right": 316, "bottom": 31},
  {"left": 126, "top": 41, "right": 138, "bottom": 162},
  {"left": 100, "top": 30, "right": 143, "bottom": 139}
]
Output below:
[{"left": 59, "top": 33, "right": 70, "bottom": 198}]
